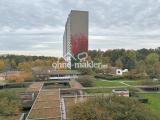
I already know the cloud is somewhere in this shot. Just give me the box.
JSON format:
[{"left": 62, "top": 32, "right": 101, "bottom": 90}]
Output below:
[
  {"left": 0, "top": 26, "right": 64, "bottom": 35},
  {"left": 0, "top": 50, "right": 62, "bottom": 57},
  {"left": 31, "top": 44, "right": 48, "bottom": 48},
  {"left": 0, "top": 0, "right": 160, "bottom": 56}
]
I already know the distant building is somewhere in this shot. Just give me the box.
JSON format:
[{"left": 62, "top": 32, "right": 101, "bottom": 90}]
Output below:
[
  {"left": 32, "top": 67, "right": 80, "bottom": 81},
  {"left": 63, "top": 10, "right": 89, "bottom": 68},
  {"left": 116, "top": 69, "right": 128, "bottom": 76},
  {"left": 0, "top": 71, "right": 21, "bottom": 80},
  {"left": 112, "top": 89, "right": 129, "bottom": 97},
  {"left": 0, "top": 73, "right": 5, "bottom": 80}
]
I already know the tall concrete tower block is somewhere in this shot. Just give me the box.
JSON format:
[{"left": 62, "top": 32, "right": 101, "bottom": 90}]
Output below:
[{"left": 63, "top": 10, "right": 89, "bottom": 64}]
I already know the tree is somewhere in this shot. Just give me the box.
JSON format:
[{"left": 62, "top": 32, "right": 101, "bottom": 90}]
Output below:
[
  {"left": 155, "top": 47, "right": 160, "bottom": 56},
  {"left": 154, "top": 62, "right": 160, "bottom": 78},
  {"left": 0, "top": 90, "right": 21, "bottom": 115},
  {"left": 115, "top": 59, "right": 123, "bottom": 68},
  {"left": 145, "top": 53, "right": 159, "bottom": 78},
  {"left": 137, "top": 48, "right": 151, "bottom": 61},
  {"left": 18, "top": 62, "right": 32, "bottom": 71},
  {"left": 135, "top": 60, "right": 146, "bottom": 73},
  {"left": 0, "top": 59, "right": 5, "bottom": 71},
  {"left": 110, "top": 49, "right": 124, "bottom": 66},
  {"left": 102, "top": 56, "right": 110, "bottom": 64},
  {"left": 146, "top": 53, "right": 159, "bottom": 65},
  {"left": 11, "top": 59, "right": 17, "bottom": 69},
  {"left": 121, "top": 51, "right": 136, "bottom": 70},
  {"left": 76, "top": 75, "right": 95, "bottom": 87},
  {"left": 78, "top": 68, "right": 94, "bottom": 75},
  {"left": 34, "top": 59, "right": 45, "bottom": 66}
]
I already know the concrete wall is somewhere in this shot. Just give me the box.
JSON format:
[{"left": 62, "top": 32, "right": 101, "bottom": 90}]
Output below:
[
  {"left": 63, "top": 10, "right": 88, "bottom": 57},
  {"left": 70, "top": 10, "right": 88, "bottom": 55}
]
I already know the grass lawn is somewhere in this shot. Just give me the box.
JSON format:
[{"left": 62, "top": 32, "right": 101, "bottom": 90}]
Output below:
[
  {"left": 94, "top": 79, "right": 143, "bottom": 87},
  {"left": 139, "top": 93, "right": 160, "bottom": 114},
  {"left": 123, "top": 81, "right": 142, "bottom": 86},
  {"left": 84, "top": 88, "right": 112, "bottom": 94},
  {"left": 94, "top": 80, "right": 125, "bottom": 87},
  {"left": 0, "top": 87, "right": 26, "bottom": 94},
  {"left": 0, "top": 115, "right": 21, "bottom": 120},
  {"left": 94, "top": 79, "right": 158, "bottom": 87}
]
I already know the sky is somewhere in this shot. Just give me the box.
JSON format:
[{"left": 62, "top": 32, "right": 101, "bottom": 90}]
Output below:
[{"left": 0, "top": 0, "right": 160, "bottom": 57}]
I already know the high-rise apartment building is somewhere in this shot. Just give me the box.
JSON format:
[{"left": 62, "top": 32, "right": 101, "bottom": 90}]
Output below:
[{"left": 63, "top": 10, "right": 89, "bottom": 66}]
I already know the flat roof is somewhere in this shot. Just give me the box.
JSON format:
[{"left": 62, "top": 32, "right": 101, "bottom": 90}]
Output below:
[
  {"left": 32, "top": 67, "right": 80, "bottom": 75},
  {"left": 26, "top": 82, "right": 44, "bottom": 93},
  {"left": 26, "top": 89, "right": 61, "bottom": 120}
]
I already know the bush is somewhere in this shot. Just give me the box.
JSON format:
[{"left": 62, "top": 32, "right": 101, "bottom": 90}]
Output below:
[
  {"left": 78, "top": 68, "right": 94, "bottom": 75},
  {"left": 95, "top": 73, "right": 148, "bottom": 80},
  {"left": 0, "top": 90, "right": 21, "bottom": 115},
  {"left": 124, "top": 72, "right": 148, "bottom": 80},
  {"left": 6, "top": 71, "right": 34, "bottom": 83},
  {"left": 5, "top": 83, "right": 30, "bottom": 88},
  {"left": 140, "top": 80, "right": 160, "bottom": 86},
  {"left": 95, "top": 74, "right": 124, "bottom": 80},
  {"left": 76, "top": 75, "right": 95, "bottom": 87},
  {"left": 69, "top": 96, "right": 159, "bottom": 120}
]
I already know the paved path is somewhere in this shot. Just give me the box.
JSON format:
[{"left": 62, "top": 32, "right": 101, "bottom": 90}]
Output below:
[
  {"left": 120, "top": 81, "right": 131, "bottom": 86},
  {"left": 26, "top": 82, "right": 44, "bottom": 93},
  {"left": 26, "top": 89, "right": 61, "bottom": 120},
  {"left": 69, "top": 79, "right": 83, "bottom": 89}
]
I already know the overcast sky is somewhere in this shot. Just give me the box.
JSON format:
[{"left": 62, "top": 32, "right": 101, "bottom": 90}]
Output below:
[{"left": 0, "top": 0, "right": 160, "bottom": 56}]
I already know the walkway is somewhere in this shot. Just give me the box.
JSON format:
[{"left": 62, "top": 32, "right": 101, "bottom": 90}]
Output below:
[
  {"left": 26, "top": 89, "right": 61, "bottom": 120},
  {"left": 26, "top": 82, "right": 44, "bottom": 93}
]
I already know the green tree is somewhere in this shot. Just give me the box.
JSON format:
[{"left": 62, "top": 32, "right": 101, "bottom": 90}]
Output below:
[
  {"left": 0, "top": 59, "right": 5, "bottom": 71},
  {"left": 115, "top": 58, "right": 123, "bottom": 68},
  {"left": 137, "top": 48, "right": 151, "bottom": 61},
  {"left": 121, "top": 51, "right": 136, "bottom": 70},
  {"left": 135, "top": 60, "right": 146, "bottom": 73},
  {"left": 145, "top": 53, "right": 159, "bottom": 78},
  {"left": 146, "top": 53, "right": 159, "bottom": 65},
  {"left": 11, "top": 59, "right": 17, "bottom": 69},
  {"left": 0, "top": 90, "right": 21, "bottom": 115}
]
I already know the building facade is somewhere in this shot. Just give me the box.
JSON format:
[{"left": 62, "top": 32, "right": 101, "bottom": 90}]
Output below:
[{"left": 63, "top": 10, "right": 89, "bottom": 66}]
